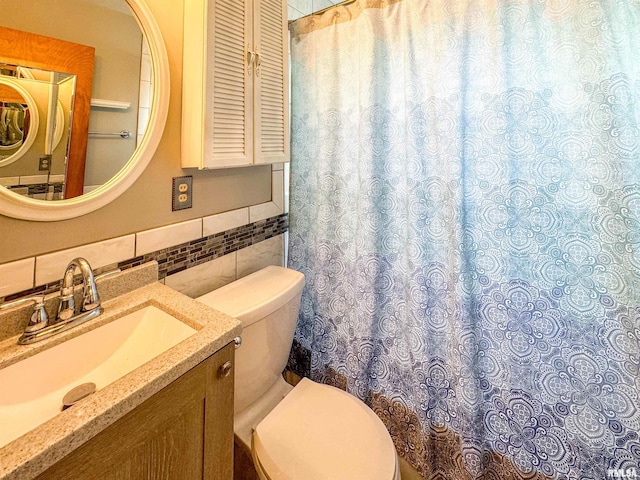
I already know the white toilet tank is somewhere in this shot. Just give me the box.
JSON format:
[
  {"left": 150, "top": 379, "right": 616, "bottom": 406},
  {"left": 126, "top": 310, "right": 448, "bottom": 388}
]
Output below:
[{"left": 196, "top": 266, "right": 305, "bottom": 414}]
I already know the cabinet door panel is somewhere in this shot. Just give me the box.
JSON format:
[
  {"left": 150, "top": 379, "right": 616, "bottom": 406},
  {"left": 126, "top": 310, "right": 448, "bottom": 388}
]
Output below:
[
  {"left": 182, "top": 0, "right": 253, "bottom": 168},
  {"left": 36, "top": 359, "right": 208, "bottom": 480},
  {"left": 253, "top": 0, "right": 289, "bottom": 165}
]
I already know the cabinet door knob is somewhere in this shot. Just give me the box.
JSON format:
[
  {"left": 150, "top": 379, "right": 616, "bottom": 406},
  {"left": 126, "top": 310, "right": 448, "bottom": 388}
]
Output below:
[{"left": 218, "top": 361, "right": 233, "bottom": 378}]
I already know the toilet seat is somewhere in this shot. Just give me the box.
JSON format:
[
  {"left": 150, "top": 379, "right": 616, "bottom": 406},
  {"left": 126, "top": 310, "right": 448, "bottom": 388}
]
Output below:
[{"left": 251, "top": 378, "right": 399, "bottom": 480}]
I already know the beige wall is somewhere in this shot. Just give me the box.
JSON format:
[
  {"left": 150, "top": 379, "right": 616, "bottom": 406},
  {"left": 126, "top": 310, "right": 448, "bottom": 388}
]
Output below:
[
  {"left": 0, "top": 0, "right": 271, "bottom": 264},
  {"left": 78, "top": 2, "right": 142, "bottom": 187}
]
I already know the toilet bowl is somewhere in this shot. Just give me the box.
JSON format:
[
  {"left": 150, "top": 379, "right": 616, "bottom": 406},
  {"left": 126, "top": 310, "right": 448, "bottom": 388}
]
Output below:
[{"left": 197, "top": 266, "right": 400, "bottom": 480}]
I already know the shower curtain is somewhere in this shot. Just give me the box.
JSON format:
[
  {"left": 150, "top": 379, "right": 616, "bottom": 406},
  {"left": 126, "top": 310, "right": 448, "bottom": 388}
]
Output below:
[{"left": 287, "top": 0, "right": 640, "bottom": 478}]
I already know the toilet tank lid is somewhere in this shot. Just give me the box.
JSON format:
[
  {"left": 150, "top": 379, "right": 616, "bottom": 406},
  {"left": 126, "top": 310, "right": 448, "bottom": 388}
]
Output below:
[{"left": 196, "top": 266, "right": 305, "bottom": 327}]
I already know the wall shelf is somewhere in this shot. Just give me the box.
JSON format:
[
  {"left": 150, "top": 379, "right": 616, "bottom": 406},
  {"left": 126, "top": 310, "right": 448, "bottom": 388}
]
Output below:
[{"left": 90, "top": 98, "right": 131, "bottom": 110}]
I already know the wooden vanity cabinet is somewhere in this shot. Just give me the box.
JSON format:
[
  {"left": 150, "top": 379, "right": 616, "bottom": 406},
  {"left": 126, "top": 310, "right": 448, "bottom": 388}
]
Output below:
[{"left": 36, "top": 342, "right": 235, "bottom": 480}]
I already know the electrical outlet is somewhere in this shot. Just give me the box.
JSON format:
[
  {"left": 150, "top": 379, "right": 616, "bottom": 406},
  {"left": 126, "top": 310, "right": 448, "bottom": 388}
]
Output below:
[
  {"left": 39, "top": 155, "right": 52, "bottom": 171},
  {"left": 172, "top": 176, "right": 193, "bottom": 211}
]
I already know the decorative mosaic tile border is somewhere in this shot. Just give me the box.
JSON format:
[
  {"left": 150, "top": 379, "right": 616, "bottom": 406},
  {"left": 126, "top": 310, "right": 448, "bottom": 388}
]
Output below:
[
  {"left": 119, "top": 213, "right": 288, "bottom": 279},
  {"left": 6, "top": 182, "right": 64, "bottom": 200},
  {"left": 4, "top": 213, "right": 288, "bottom": 302}
]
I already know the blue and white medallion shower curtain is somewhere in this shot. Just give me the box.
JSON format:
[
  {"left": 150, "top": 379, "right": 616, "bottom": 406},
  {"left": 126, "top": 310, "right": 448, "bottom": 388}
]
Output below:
[{"left": 288, "top": 0, "right": 640, "bottom": 478}]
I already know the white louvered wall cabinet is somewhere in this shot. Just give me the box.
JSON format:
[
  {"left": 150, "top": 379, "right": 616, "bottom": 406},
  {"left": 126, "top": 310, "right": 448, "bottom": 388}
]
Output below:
[{"left": 182, "top": 0, "right": 289, "bottom": 169}]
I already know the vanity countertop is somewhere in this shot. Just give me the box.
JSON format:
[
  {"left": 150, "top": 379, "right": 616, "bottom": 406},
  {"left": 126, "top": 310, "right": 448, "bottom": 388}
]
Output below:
[{"left": 0, "top": 281, "right": 242, "bottom": 480}]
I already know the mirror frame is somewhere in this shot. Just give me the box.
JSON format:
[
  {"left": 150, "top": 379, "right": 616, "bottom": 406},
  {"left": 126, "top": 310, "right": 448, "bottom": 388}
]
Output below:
[
  {"left": 0, "top": 0, "right": 170, "bottom": 221},
  {"left": 0, "top": 76, "right": 40, "bottom": 167}
]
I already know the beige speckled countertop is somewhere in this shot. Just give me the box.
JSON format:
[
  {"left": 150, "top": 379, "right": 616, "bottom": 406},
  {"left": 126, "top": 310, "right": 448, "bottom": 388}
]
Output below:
[{"left": 0, "top": 280, "right": 241, "bottom": 480}]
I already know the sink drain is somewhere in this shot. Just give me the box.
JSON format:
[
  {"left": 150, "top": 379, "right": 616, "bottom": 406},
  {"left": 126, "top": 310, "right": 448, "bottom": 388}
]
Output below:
[{"left": 62, "top": 382, "right": 96, "bottom": 410}]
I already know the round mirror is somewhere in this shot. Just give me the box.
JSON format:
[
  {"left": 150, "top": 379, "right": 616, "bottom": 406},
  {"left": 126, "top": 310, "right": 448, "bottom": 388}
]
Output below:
[
  {"left": 0, "top": 77, "right": 39, "bottom": 167},
  {"left": 0, "top": 0, "right": 169, "bottom": 221}
]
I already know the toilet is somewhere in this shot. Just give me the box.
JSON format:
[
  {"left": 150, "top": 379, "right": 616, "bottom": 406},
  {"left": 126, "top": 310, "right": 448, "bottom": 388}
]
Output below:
[{"left": 197, "top": 266, "right": 400, "bottom": 480}]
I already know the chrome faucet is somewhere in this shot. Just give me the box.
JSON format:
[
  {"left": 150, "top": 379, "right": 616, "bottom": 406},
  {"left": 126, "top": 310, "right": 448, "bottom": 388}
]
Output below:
[
  {"left": 57, "top": 257, "right": 102, "bottom": 322},
  {"left": 0, "top": 257, "right": 104, "bottom": 345}
]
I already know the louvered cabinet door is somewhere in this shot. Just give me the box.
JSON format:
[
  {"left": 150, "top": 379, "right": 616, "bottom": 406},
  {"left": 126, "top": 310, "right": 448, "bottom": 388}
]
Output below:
[
  {"left": 253, "top": 0, "right": 289, "bottom": 165},
  {"left": 182, "top": 0, "right": 253, "bottom": 168}
]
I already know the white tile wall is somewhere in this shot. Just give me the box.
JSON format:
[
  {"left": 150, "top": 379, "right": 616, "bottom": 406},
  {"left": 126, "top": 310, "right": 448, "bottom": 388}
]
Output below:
[
  {"left": 313, "top": 0, "right": 334, "bottom": 11},
  {"left": 0, "top": 177, "right": 19, "bottom": 187},
  {"left": 0, "top": 258, "right": 35, "bottom": 297},
  {"left": 140, "top": 54, "right": 152, "bottom": 89},
  {"left": 49, "top": 175, "right": 65, "bottom": 183},
  {"left": 137, "top": 107, "right": 150, "bottom": 135},
  {"left": 272, "top": 170, "right": 285, "bottom": 211},
  {"left": 288, "top": 0, "right": 313, "bottom": 17},
  {"left": 164, "top": 234, "right": 286, "bottom": 298},
  {"left": 288, "top": 5, "right": 303, "bottom": 20},
  {"left": 236, "top": 235, "right": 285, "bottom": 278},
  {"left": 83, "top": 185, "right": 101, "bottom": 194},
  {"left": 250, "top": 202, "right": 283, "bottom": 223},
  {"left": 135, "top": 219, "right": 203, "bottom": 256},
  {"left": 165, "top": 252, "right": 237, "bottom": 298},
  {"left": 20, "top": 175, "right": 49, "bottom": 185},
  {"left": 288, "top": 0, "right": 337, "bottom": 20},
  {"left": 137, "top": 38, "right": 152, "bottom": 141},
  {"left": 138, "top": 80, "right": 152, "bottom": 110},
  {"left": 35, "top": 235, "right": 135, "bottom": 285},
  {"left": 203, "top": 208, "right": 249, "bottom": 236}
]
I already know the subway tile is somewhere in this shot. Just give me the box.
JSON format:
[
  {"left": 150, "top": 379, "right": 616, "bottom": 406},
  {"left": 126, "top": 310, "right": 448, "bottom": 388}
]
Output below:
[
  {"left": 313, "top": 0, "right": 333, "bottom": 11},
  {"left": 0, "top": 258, "right": 35, "bottom": 298},
  {"left": 272, "top": 170, "right": 285, "bottom": 211},
  {"left": 19, "top": 175, "right": 49, "bottom": 185},
  {"left": 137, "top": 107, "right": 150, "bottom": 135},
  {"left": 288, "top": 5, "right": 304, "bottom": 20},
  {"left": 237, "top": 235, "right": 285, "bottom": 278},
  {"left": 138, "top": 80, "right": 152, "bottom": 109},
  {"left": 203, "top": 208, "right": 249, "bottom": 236},
  {"left": 288, "top": 0, "right": 312, "bottom": 16},
  {"left": 140, "top": 53, "right": 152, "bottom": 83},
  {"left": 165, "top": 252, "right": 237, "bottom": 298},
  {"left": 136, "top": 219, "right": 202, "bottom": 256},
  {"left": 48, "top": 174, "right": 65, "bottom": 183},
  {"left": 35, "top": 235, "right": 135, "bottom": 285},
  {"left": 0, "top": 177, "right": 19, "bottom": 187},
  {"left": 250, "top": 202, "right": 282, "bottom": 223}
]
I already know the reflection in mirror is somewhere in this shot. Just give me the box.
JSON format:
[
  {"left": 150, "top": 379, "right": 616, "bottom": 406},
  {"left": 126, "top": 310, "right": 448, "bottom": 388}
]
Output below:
[
  {"left": 0, "top": 0, "right": 153, "bottom": 201},
  {"left": 0, "top": 102, "right": 27, "bottom": 151},
  {"left": 0, "top": 65, "right": 72, "bottom": 200},
  {"left": 0, "top": 75, "right": 41, "bottom": 169}
]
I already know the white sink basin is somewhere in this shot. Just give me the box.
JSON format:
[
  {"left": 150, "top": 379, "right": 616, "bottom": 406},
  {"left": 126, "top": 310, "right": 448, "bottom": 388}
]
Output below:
[{"left": 0, "top": 306, "right": 196, "bottom": 448}]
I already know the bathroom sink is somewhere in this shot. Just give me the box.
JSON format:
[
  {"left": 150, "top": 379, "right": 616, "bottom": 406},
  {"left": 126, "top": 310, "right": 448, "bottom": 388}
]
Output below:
[{"left": 0, "top": 305, "right": 196, "bottom": 448}]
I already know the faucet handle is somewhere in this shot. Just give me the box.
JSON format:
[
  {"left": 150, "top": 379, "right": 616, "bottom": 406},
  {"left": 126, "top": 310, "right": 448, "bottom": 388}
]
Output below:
[{"left": 0, "top": 295, "right": 49, "bottom": 333}]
